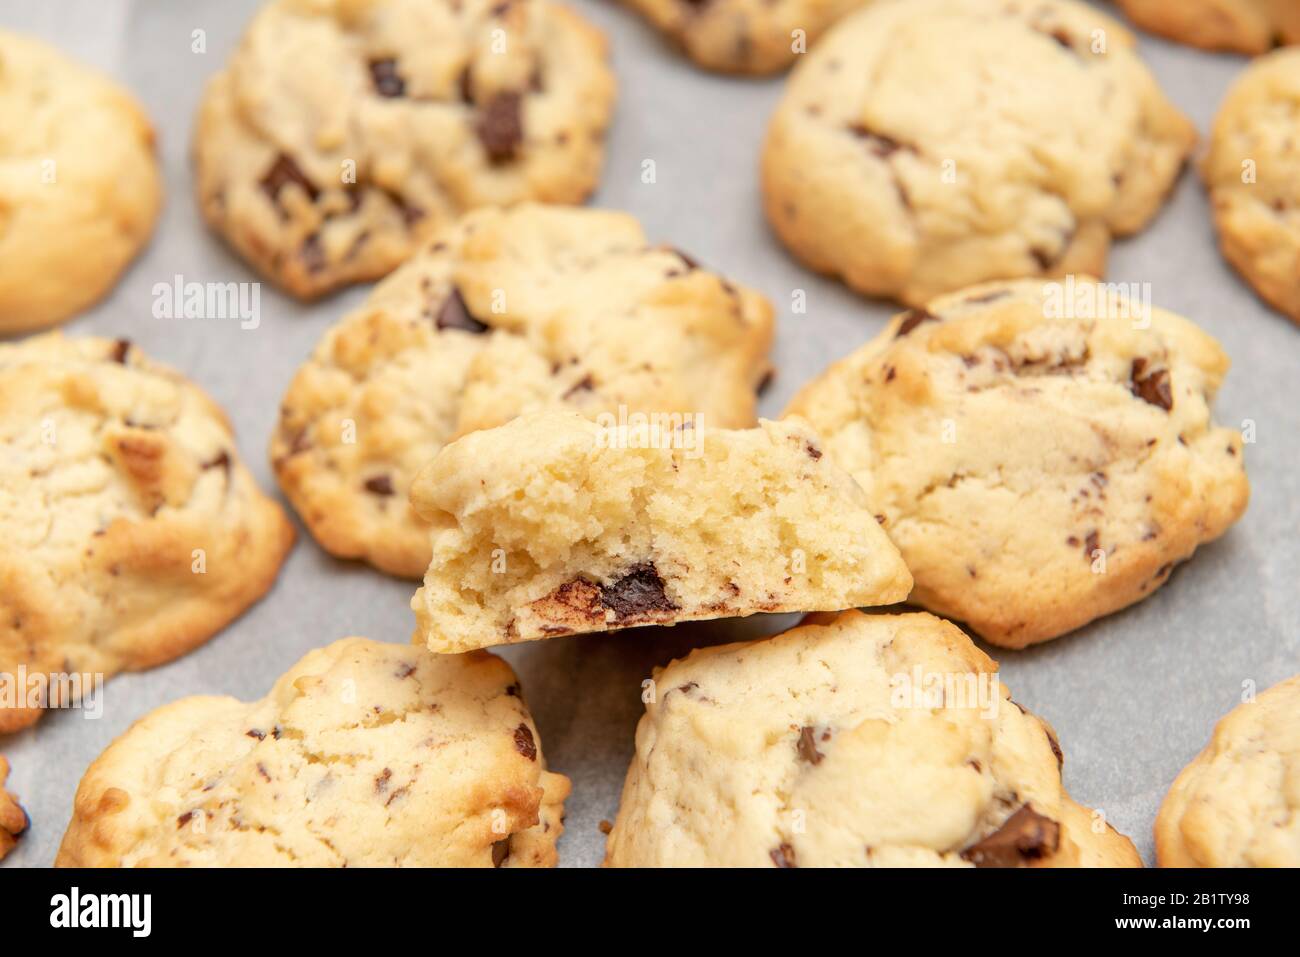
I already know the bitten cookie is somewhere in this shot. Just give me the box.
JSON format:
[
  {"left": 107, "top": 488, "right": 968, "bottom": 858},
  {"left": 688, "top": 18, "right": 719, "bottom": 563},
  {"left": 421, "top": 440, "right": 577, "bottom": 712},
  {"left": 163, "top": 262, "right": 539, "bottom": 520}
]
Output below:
[
  {"left": 761, "top": 0, "right": 1194, "bottom": 306},
  {"left": 1202, "top": 48, "right": 1300, "bottom": 326},
  {"left": 0, "top": 334, "right": 294, "bottom": 733},
  {"left": 621, "top": 0, "right": 867, "bottom": 75},
  {"left": 1116, "top": 0, "right": 1300, "bottom": 54},
  {"left": 272, "top": 204, "right": 774, "bottom": 578},
  {"left": 409, "top": 412, "right": 912, "bottom": 653},
  {"left": 0, "top": 756, "right": 27, "bottom": 861},
  {"left": 1156, "top": 675, "right": 1300, "bottom": 867},
  {"left": 56, "top": 638, "right": 568, "bottom": 867},
  {"left": 786, "top": 278, "right": 1249, "bottom": 648},
  {"left": 0, "top": 30, "right": 163, "bottom": 333},
  {"left": 604, "top": 609, "right": 1142, "bottom": 867},
  {"left": 194, "top": 0, "right": 615, "bottom": 299}
]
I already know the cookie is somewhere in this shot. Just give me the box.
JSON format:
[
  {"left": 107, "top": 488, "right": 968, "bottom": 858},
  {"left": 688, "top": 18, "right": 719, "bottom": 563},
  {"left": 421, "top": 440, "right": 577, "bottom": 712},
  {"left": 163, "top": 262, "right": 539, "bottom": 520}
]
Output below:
[
  {"left": 194, "top": 0, "right": 616, "bottom": 300},
  {"left": 761, "top": 0, "right": 1195, "bottom": 307},
  {"left": 56, "top": 638, "right": 568, "bottom": 867},
  {"left": 409, "top": 411, "right": 911, "bottom": 652},
  {"left": 1116, "top": 0, "right": 1300, "bottom": 54},
  {"left": 272, "top": 203, "right": 775, "bottom": 578},
  {"left": 1155, "top": 675, "right": 1300, "bottom": 867},
  {"left": 0, "top": 30, "right": 163, "bottom": 333},
  {"left": 0, "top": 756, "right": 27, "bottom": 861},
  {"left": 1202, "top": 48, "right": 1300, "bottom": 326},
  {"left": 785, "top": 278, "right": 1250, "bottom": 648},
  {"left": 604, "top": 609, "right": 1142, "bottom": 867},
  {"left": 0, "top": 334, "right": 294, "bottom": 733},
  {"left": 621, "top": 0, "right": 867, "bottom": 75}
]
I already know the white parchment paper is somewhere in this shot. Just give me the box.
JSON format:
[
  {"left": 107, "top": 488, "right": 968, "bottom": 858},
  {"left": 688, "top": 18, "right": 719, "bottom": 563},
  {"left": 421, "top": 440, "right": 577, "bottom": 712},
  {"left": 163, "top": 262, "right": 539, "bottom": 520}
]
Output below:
[{"left": 2, "top": 0, "right": 1297, "bottom": 868}]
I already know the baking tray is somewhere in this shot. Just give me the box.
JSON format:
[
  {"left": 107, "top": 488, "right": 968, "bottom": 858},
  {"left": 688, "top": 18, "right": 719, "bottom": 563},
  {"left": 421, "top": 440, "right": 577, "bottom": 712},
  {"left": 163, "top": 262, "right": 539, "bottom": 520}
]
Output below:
[{"left": 2, "top": 0, "right": 1297, "bottom": 868}]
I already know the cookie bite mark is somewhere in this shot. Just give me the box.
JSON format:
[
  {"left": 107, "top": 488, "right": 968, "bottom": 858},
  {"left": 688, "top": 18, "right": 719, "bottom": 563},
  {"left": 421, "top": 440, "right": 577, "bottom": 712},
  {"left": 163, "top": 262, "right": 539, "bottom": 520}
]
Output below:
[{"left": 408, "top": 412, "right": 910, "bottom": 652}]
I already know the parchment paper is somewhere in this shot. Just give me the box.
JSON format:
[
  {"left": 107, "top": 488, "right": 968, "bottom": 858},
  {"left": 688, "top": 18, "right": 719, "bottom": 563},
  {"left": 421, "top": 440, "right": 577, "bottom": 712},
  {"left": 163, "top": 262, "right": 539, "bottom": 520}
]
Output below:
[{"left": 3, "top": 0, "right": 1297, "bottom": 868}]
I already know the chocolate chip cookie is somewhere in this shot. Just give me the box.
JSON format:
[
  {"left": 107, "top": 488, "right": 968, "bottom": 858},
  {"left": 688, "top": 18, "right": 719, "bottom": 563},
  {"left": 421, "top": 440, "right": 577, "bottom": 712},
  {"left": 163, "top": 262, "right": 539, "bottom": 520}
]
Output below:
[
  {"left": 604, "top": 609, "right": 1142, "bottom": 867},
  {"left": 761, "top": 0, "right": 1195, "bottom": 306},
  {"left": 409, "top": 412, "right": 913, "bottom": 653},
  {"left": 194, "top": 0, "right": 616, "bottom": 299},
  {"left": 785, "top": 278, "right": 1250, "bottom": 648},
  {"left": 272, "top": 203, "right": 774, "bottom": 578},
  {"left": 1156, "top": 675, "right": 1300, "bottom": 867},
  {"left": 0, "top": 30, "right": 163, "bottom": 333},
  {"left": 0, "top": 334, "right": 294, "bottom": 733},
  {"left": 56, "top": 638, "right": 568, "bottom": 867},
  {"left": 1117, "top": 0, "right": 1300, "bottom": 53},
  {"left": 0, "top": 756, "right": 26, "bottom": 861},
  {"left": 621, "top": 0, "right": 867, "bottom": 75},
  {"left": 1202, "top": 48, "right": 1300, "bottom": 326}
]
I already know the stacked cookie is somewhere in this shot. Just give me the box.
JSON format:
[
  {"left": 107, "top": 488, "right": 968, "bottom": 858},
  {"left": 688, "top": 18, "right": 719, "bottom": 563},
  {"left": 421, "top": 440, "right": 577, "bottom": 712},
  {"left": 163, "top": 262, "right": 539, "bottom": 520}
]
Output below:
[{"left": 1, "top": 0, "right": 1294, "bottom": 870}]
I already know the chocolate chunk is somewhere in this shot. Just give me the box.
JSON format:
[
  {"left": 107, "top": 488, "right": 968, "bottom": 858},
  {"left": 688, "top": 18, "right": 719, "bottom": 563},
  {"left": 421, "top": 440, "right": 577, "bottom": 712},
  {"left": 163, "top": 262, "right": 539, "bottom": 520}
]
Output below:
[
  {"left": 369, "top": 58, "right": 405, "bottom": 98},
  {"left": 177, "top": 811, "right": 194, "bottom": 829},
  {"left": 245, "top": 728, "right": 266, "bottom": 741},
  {"left": 895, "top": 308, "right": 938, "bottom": 338},
  {"left": 848, "top": 125, "right": 907, "bottom": 158},
  {"left": 364, "top": 475, "right": 394, "bottom": 496},
  {"left": 476, "top": 92, "right": 524, "bottom": 162},
  {"left": 673, "top": 248, "right": 701, "bottom": 271},
  {"left": 1130, "top": 358, "right": 1173, "bottom": 411},
  {"left": 805, "top": 442, "right": 822, "bottom": 460},
  {"left": 599, "top": 563, "right": 677, "bottom": 621},
  {"left": 300, "top": 233, "right": 326, "bottom": 273},
  {"left": 202, "top": 450, "right": 231, "bottom": 474},
  {"left": 960, "top": 805, "right": 1060, "bottom": 867},
  {"left": 260, "top": 153, "right": 319, "bottom": 204},
  {"left": 1044, "top": 728, "right": 1064, "bottom": 768},
  {"left": 513, "top": 723, "right": 537, "bottom": 761},
  {"left": 109, "top": 339, "right": 132, "bottom": 364},
  {"left": 562, "top": 374, "right": 595, "bottom": 399},
  {"left": 770, "top": 843, "right": 797, "bottom": 868},
  {"left": 797, "top": 726, "right": 824, "bottom": 765},
  {"left": 435, "top": 287, "right": 489, "bottom": 333},
  {"left": 492, "top": 837, "right": 512, "bottom": 867}
]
